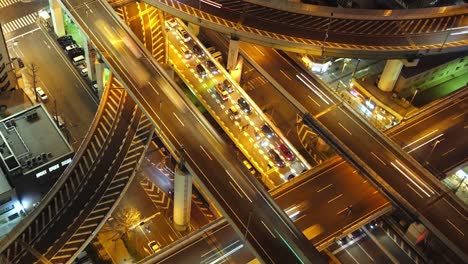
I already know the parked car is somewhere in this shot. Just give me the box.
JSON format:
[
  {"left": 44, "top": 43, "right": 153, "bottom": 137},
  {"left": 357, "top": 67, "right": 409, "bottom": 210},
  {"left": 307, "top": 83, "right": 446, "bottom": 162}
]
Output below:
[
  {"left": 148, "top": 241, "right": 161, "bottom": 253},
  {"left": 206, "top": 60, "right": 218, "bottom": 74},
  {"left": 65, "top": 44, "right": 79, "bottom": 51},
  {"left": 165, "top": 18, "right": 178, "bottom": 28},
  {"left": 35, "top": 87, "right": 48, "bottom": 102},
  {"left": 268, "top": 149, "right": 285, "bottom": 168},
  {"left": 261, "top": 124, "right": 274, "bottom": 139},
  {"left": 53, "top": 115, "right": 65, "bottom": 129},
  {"left": 192, "top": 45, "right": 204, "bottom": 58},
  {"left": 196, "top": 64, "right": 207, "bottom": 79},
  {"left": 222, "top": 79, "right": 234, "bottom": 93},
  {"left": 277, "top": 143, "right": 294, "bottom": 161},
  {"left": 237, "top": 97, "right": 251, "bottom": 114}
]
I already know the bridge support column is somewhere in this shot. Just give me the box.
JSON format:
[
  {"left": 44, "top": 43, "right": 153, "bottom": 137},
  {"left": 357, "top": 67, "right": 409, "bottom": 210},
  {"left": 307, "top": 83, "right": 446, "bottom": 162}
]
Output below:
[
  {"left": 94, "top": 59, "right": 106, "bottom": 98},
  {"left": 81, "top": 35, "right": 96, "bottom": 81},
  {"left": 173, "top": 163, "right": 192, "bottom": 231},
  {"left": 187, "top": 23, "right": 200, "bottom": 36},
  {"left": 378, "top": 59, "right": 403, "bottom": 92},
  {"left": 49, "top": 0, "right": 65, "bottom": 37},
  {"left": 227, "top": 37, "right": 240, "bottom": 71}
]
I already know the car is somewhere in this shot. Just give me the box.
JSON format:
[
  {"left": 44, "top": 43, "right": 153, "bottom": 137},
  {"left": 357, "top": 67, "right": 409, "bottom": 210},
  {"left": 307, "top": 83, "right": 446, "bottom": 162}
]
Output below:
[
  {"left": 165, "top": 18, "right": 178, "bottom": 28},
  {"left": 57, "top": 35, "right": 73, "bottom": 43},
  {"left": 268, "top": 149, "right": 285, "bottom": 168},
  {"left": 192, "top": 45, "right": 204, "bottom": 58},
  {"left": 206, "top": 61, "right": 218, "bottom": 74},
  {"left": 237, "top": 97, "right": 251, "bottom": 114},
  {"left": 212, "top": 51, "right": 223, "bottom": 63},
  {"left": 222, "top": 79, "right": 234, "bottom": 93},
  {"left": 215, "top": 83, "right": 228, "bottom": 101},
  {"left": 228, "top": 106, "right": 241, "bottom": 121},
  {"left": 68, "top": 48, "right": 84, "bottom": 59},
  {"left": 53, "top": 115, "right": 65, "bottom": 129},
  {"left": 17, "top": 58, "right": 24, "bottom": 68},
  {"left": 148, "top": 241, "right": 161, "bottom": 253},
  {"left": 77, "top": 63, "right": 88, "bottom": 77},
  {"left": 177, "top": 27, "right": 191, "bottom": 42},
  {"left": 277, "top": 143, "right": 295, "bottom": 161},
  {"left": 35, "top": 87, "right": 48, "bottom": 102},
  {"left": 65, "top": 44, "right": 79, "bottom": 51},
  {"left": 59, "top": 39, "right": 76, "bottom": 49},
  {"left": 206, "top": 46, "right": 216, "bottom": 54},
  {"left": 180, "top": 46, "right": 192, "bottom": 59},
  {"left": 196, "top": 64, "right": 206, "bottom": 79},
  {"left": 242, "top": 160, "right": 256, "bottom": 175},
  {"left": 92, "top": 83, "right": 98, "bottom": 93},
  {"left": 261, "top": 124, "right": 274, "bottom": 139}
]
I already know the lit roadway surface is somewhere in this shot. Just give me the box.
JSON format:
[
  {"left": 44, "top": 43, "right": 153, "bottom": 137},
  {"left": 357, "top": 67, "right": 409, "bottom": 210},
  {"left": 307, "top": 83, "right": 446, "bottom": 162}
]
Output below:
[
  {"left": 387, "top": 90, "right": 468, "bottom": 174},
  {"left": 238, "top": 44, "right": 468, "bottom": 259},
  {"left": 144, "top": 0, "right": 468, "bottom": 57},
  {"left": 166, "top": 23, "right": 308, "bottom": 186},
  {"left": 60, "top": 0, "right": 326, "bottom": 263}
]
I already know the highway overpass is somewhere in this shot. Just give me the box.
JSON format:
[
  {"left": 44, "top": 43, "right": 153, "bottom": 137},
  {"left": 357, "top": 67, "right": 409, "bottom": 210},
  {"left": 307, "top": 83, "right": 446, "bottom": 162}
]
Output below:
[{"left": 142, "top": 0, "right": 468, "bottom": 58}]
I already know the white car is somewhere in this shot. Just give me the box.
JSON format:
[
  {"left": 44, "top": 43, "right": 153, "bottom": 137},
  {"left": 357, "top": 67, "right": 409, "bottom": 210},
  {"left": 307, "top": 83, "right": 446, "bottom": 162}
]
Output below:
[
  {"left": 35, "top": 87, "right": 48, "bottom": 102},
  {"left": 165, "top": 18, "right": 178, "bottom": 28}
]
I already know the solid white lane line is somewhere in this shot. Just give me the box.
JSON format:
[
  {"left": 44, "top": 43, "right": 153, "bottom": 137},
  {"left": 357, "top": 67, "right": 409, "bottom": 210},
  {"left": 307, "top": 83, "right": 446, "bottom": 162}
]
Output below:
[
  {"left": 317, "top": 184, "right": 332, "bottom": 192},
  {"left": 451, "top": 112, "right": 464, "bottom": 120},
  {"left": 199, "top": 145, "right": 213, "bottom": 160},
  {"left": 406, "top": 184, "right": 423, "bottom": 198},
  {"left": 395, "top": 160, "right": 435, "bottom": 195},
  {"left": 345, "top": 249, "right": 360, "bottom": 264},
  {"left": 280, "top": 70, "right": 292, "bottom": 80},
  {"left": 172, "top": 112, "right": 185, "bottom": 126},
  {"left": 391, "top": 162, "right": 431, "bottom": 197},
  {"left": 293, "top": 214, "right": 306, "bottom": 223},
  {"left": 403, "top": 129, "right": 438, "bottom": 149},
  {"left": 253, "top": 45, "right": 265, "bottom": 56},
  {"left": 308, "top": 95, "right": 321, "bottom": 107},
  {"left": 261, "top": 221, "right": 276, "bottom": 238},
  {"left": 147, "top": 81, "right": 159, "bottom": 95},
  {"left": 442, "top": 148, "right": 456, "bottom": 156},
  {"left": 338, "top": 122, "right": 352, "bottom": 135},
  {"left": 371, "top": 152, "right": 386, "bottom": 165},
  {"left": 443, "top": 198, "right": 468, "bottom": 221},
  {"left": 328, "top": 194, "right": 343, "bottom": 203},
  {"left": 407, "top": 133, "right": 444, "bottom": 153},
  {"left": 358, "top": 244, "right": 374, "bottom": 262},
  {"left": 446, "top": 219, "right": 464, "bottom": 236},
  {"left": 225, "top": 170, "right": 252, "bottom": 203},
  {"left": 229, "top": 181, "right": 244, "bottom": 198}
]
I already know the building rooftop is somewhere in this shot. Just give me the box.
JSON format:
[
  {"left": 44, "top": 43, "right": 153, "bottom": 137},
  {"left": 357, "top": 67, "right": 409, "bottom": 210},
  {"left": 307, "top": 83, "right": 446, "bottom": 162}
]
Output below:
[
  {"left": 400, "top": 51, "right": 467, "bottom": 79},
  {"left": 0, "top": 104, "right": 72, "bottom": 174}
]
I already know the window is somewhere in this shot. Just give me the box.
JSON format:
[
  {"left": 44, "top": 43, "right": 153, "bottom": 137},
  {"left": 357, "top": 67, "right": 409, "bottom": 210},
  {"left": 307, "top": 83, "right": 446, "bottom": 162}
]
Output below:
[
  {"left": 36, "top": 170, "right": 47, "bottom": 178},
  {"left": 49, "top": 164, "right": 59, "bottom": 172},
  {"left": 61, "top": 158, "right": 72, "bottom": 166},
  {"left": 0, "top": 204, "right": 14, "bottom": 215},
  {"left": 0, "top": 197, "right": 11, "bottom": 207}
]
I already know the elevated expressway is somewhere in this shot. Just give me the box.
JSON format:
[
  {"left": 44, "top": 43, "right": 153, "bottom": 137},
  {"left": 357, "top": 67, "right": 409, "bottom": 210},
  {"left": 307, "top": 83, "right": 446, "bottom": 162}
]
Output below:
[
  {"left": 142, "top": 0, "right": 468, "bottom": 58},
  {"left": 142, "top": 88, "right": 466, "bottom": 263},
  {"left": 236, "top": 42, "right": 468, "bottom": 261},
  {"left": 0, "top": 77, "right": 153, "bottom": 263},
  {"left": 49, "top": 0, "right": 327, "bottom": 263}
]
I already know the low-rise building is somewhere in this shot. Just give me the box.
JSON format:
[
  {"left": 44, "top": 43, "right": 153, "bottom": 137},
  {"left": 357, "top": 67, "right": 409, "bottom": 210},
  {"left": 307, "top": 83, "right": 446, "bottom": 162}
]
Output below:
[{"left": 0, "top": 104, "right": 74, "bottom": 212}]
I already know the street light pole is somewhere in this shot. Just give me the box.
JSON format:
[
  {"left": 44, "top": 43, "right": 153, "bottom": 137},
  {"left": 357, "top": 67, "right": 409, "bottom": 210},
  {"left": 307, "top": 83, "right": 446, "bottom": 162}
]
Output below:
[
  {"left": 425, "top": 140, "right": 440, "bottom": 165},
  {"left": 410, "top": 89, "right": 419, "bottom": 105}
]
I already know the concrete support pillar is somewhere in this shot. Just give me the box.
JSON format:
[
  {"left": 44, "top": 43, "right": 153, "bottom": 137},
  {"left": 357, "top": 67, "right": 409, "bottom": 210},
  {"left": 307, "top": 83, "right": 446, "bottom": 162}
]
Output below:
[
  {"left": 81, "top": 35, "right": 96, "bottom": 81},
  {"left": 94, "top": 59, "right": 105, "bottom": 99},
  {"left": 378, "top": 59, "right": 403, "bottom": 92},
  {"left": 227, "top": 37, "right": 240, "bottom": 71},
  {"left": 229, "top": 56, "right": 244, "bottom": 84},
  {"left": 187, "top": 23, "right": 200, "bottom": 36},
  {"left": 173, "top": 163, "right": 192, "bottom": 231},
  {"left": 49, "top": 0, "right": 65, "bottom": 37}
]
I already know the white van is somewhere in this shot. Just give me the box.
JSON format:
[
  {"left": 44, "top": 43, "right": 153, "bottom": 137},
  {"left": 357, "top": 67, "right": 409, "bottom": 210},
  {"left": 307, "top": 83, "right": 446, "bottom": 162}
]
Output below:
[{"left": 72, "top": 55, "right": 85, "bottom": 65}]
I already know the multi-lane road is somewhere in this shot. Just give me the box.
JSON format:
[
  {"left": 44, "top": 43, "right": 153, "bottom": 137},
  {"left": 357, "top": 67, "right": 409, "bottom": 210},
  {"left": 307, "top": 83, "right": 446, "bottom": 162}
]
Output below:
[
  {"left": 233, "top": 43, "right": 467, "bottom": 259},
  {"left": 61, "top": 0, "right": 328, "bottom": 262}
]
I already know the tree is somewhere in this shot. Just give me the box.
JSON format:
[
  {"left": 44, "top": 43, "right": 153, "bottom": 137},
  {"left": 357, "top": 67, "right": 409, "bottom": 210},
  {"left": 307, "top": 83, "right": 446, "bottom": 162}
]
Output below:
[
  {"left": 29, "top": 64, "right": 39, "bottom": 102},
  {"left": 101, "top": 207, "right": 141, "bottom": 241}
]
